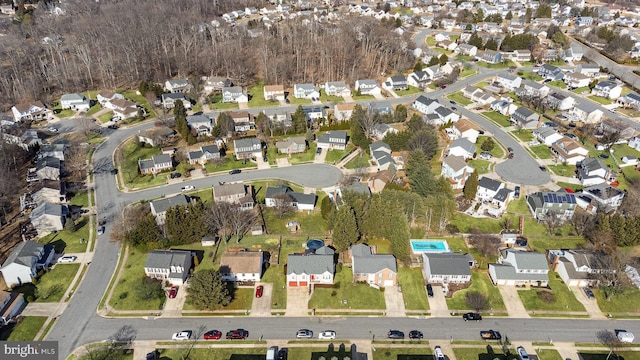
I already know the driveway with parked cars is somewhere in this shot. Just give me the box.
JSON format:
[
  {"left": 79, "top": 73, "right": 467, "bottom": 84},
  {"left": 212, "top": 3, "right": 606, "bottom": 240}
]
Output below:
[
  {"left": 251, "top": 283, "right": 273, "bottom": 317},
  {"left": 427, "top": 284, "right": 450, "bottom": 317}
]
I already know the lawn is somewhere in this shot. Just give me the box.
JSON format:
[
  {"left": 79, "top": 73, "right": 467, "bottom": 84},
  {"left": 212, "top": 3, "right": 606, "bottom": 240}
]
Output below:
[
  {"left": 351, "top": 94, "right": 375, "bottom": 101},
  {"left": 433, "top": 47, "right": 453, "bottom": 56},
  {"left": 373, "top": 347, "right": 433, "bottom": 359},
  {"left": 475, "top": 60, "right": 516, "bottom": 69},
  {"left": 248, "top": 80, "right": 281, "bottom": 108},
  {"left": 320, "top": 90, "right": 344, "bottom": 103},
  {"left": 345, "top": 152, "right": 371, "bottom": 169},
  {"left": 425, "top": 36, "right": 436, "bottom": 47},
  {"left": 612, "top": 143, "right": 640, "bottom": 159},
  {"left": 528, "top": 144, "right": 552, "bottom": 159},
  {"left": 155, "top": 348, "right": 266, "bottom": 360},
  {"left": 513, "top": 129, "right": 533, "bottom": 142},
  {"left": 85, "top": 104, "right": 102, "bottom": 116},
  {"left": 287, "top": 148, "right": 317, "bottom": 165},
  {"left": 460, "top": 67, "right": 477, "bottom": 77},
  {"left": 118, "top": 140, "right": 168, "bottom": 190},
  {"left": 120, "top": 89, "right": 156, "bottom": 118},
  {"left": 397, "top": 266, "right": 429, "bottom": 311},
  {"left": 395, "top": 86, "right": 422, "bottom": 96},
  {"left": 572, "top": 86, "right": 590, "bottom": 95},
  {"left": 69, "top": 190, "right": 89, "bottom": 208},
  {"left": 595, "top": 286, "right": 640, "bottom": 314},
  {"left": 35, "top": 263, "right": 80, "bottom": 302},
  {"left": 203, "top": 155, "right": 256, "bottom": 174},
  {"left": 556, "top": 181, "right": 583, "bottom": 192},
  {"left": 288, "top": 97, "right": 312, "bottom": 105},
  {"left": 482, "top": 111, "right": 511, "bottom": 127},
  {"left": 475, "top": 81, "right": 490, "bottom": 89},
  {"left": 518, "top": 70, "right": 543, "bottom": 82},
  {"left": 55, "top": 109, "right": 75, "bottom": 118},
  {"left": 447, "top": 92, "right": 473, "bottom": 106},
  {"left": 588, "top": 95, "right": 612, "bottom": 105},
  {"left": 467, "top": 159, "right": 491, "bottom": 174},
  {"left": 38, "top": 215, "right": 90, "bottom": 253},
  {"left": 0, "top": 316, "right": 47, "bottom": 340},
  {"left": 98, "top": 111, "right": 114, "bottom": 123},
  {"left": 183, "top": 287, "right": 253, "bottom": 311},
  {"left": 548, "top": 164, "right": 576, "bottom": 177},
  {"left": 325, "top": 145, "right": 355, "bottom": 164},
  {"left": 578, "top": 352, "right": 640, "bottom": 360},
  {"left": 110, "top": 248, "right": 165, "bottom": 311},
  {"left": 547, "top": 80, "right": 567, "bottom": 89},
  {"left": 506, "top": 198, "right": 530, "bottom": 215},
  {"left": 261, "top": 265, "right": 286, "bottom": 309},
  {"left": 517, "top": 271, "right": 586, "bottom": 312},
  {"left": 262, "top": 207, "right": 328, "bottom": 236},
  {"left": 210, "top": 94, "right": 239, "bottom": 110},
  {"left": 309, "top": 267, "right": 386, "bottom": 309},
  {"left": 535, "top": 349, "right": 563, "bottom": 360},
  {"left": 453, "top": 346, "right": 518, "bottom": 360},
  {"left": 450, "top": 213, "right": 503, "bottom": 234},
  {"left": 477, "top": 136, "right": 504, "bottom": 158},
  {"left": 447, "top": 271, "right": 505, "bottom": 311},
  {"left": 279, "top": 237, "right": 311, "bottom": 263}
]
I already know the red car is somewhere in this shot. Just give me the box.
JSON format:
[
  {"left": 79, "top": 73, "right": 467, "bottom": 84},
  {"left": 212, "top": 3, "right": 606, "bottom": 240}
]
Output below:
[
  {"left": 255, "top": 285, "right": 264, "bottom": 298},
  {"left": 169, "top": 286, "right": 178, "bottom": 298},
  {"left": 204, "top": 330, "right": 222, "bottom": 340}
]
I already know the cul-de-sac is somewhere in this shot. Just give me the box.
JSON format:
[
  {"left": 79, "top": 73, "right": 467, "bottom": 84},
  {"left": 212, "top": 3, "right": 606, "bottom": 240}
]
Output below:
[{"left": 1, "top": 0, "right": 640, "bottom": 359}]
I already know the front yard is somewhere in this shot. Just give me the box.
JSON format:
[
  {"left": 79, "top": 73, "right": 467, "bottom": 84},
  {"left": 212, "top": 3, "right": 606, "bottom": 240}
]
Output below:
[
  {"left": 394, "top": 86, "right": 422, "bottom": 96},
  {"left": 517, "top": 272, "right": 586, "bottom": 313},
  {"left": 325, "top": 145, "right": 355, "bottom": 164},
  {"left": 446, "top": 271, "right": 505, "bottom": 311},
  {"left": 397, "top": 266, "right": 429, "bottom": 311},
  {"left": 110, "top": 248, "right": 165, "bottom": 311},
  {"left": 38, "top": 215, "right": 90, "bottom": 254},
  {"left": 0, "top": 316, "right": 47, "bottom": 341},
  {"left": 248, "top": 80, "right": 281, "bottom": 108},
  {"left": 595, "top": 286, "right": 640, "bottom": 315},
  {"left": 528, "top": 144, "right": 552, "bottom": 159},
  {"left": 118, "top": 139, "right": 169, "bottom": 190},
  {"left": 35, "top": 263, "right": 81, "bottom": 302},
  {"left": 588, "top": 95, "right": 613, "bottom": 105},
  {"left": 512, "top": 129, "right": 533, "bottom": 142},
  {"left": 345, "top": 152, "right": 371, "bottom": 169},
  {"left": 467, "top": 159, "right": 491, "bottom": 174},
  {"left": 482, "top": 111, "right": 511, "bottom": 127},
  {"left": 261, "top": 265, "right": 286, "bottom": 309},
  {"left": 447, "top": 91, "right": 473, "bottom": 106},
  {"left": 308, "top": 266, "right": 386, "bottom": 310},
  {"left": 202, "top": 155, "right": 257, "bottom": 174},
  {"left": 209, "top": 94, "right": 239, "bottom": 110}
]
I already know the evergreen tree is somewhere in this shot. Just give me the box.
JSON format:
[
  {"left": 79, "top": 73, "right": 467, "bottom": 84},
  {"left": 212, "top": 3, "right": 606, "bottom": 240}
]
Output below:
[
  {"left": 525, "top": 8, "right": 532, "bottom": 23},
  {"left": 463, "top": 171, "right": 479, "bottom": 200},
  {"left": 506, "top": 11, "right": 513, "bottom": 20},
  {"left": 480, "top": 137, "right": 495, "bottom": 151},
  {"left": 414, "top": 61, "right": 423, "bottom": 72},
  {"left": 139, "top": 80, "right": 148, "bottom": 95},
  {"left": 405, "top": 149, "right": 428, "bottom": 179},
  {"left": 535, "top": 4, "right": 552, "bottom": 18},
  {"left": 187, "top": 269, "right": 231, "bottom": 310},
  {"left": 331, "top": 206, "right": 360, "bottom": 253},
  {"left": 409, "top": 162, "right": 438, "bottom": 198},
  {"left": 439, "top": 54, "right": 449, "bottom": 66},
  {"left": 484, "top": 38, "right": 499, "bottom": 51},
  {"left": 468, "top": 31, "right": 484, "bottom": 49},
  {"left": 394, "top": 104, "right": 407, "bottom": 123},
  {"left": 387, "top": 209, "right": 411, "bottom": 263},
  {"left": 427, "top": 56, "right": 440, "bottom": 67},
  {"left": 292, "top": 105, "right": 307, "bottom": 134}
]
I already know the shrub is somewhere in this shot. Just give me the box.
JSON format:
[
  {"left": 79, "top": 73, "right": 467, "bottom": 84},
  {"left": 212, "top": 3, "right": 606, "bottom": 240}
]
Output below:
[
  {"left": 331, "top": 290, "right": 337, "bottom": 297},
  {"left": 538, "top": 290, "right": 555, "bottom": 303},
  {"left": 119, "top": 292, "right": 128, "bottom": 300}
]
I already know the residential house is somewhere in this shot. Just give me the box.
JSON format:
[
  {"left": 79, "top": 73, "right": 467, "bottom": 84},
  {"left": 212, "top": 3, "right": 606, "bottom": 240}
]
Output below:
[
  {"left": 323, "top": 81, "right": 351, "bottom": 97},
  {"left": 29, "top": 202, "right": 66, "bottom": 237},
  {"left": 0, "top": 291, "right": 25, "bottom": 326},
  {"left": 441, "top": 155, "right": 474, "bottom": 190},
  {"left": 563, "top": 45, "right": 584, "bottom": 62},
  {"left": 263, "top": 108, "right": 292, "bottom": 128},
  {"left": 422, "top": 253, "right": 473, "bottom": 285},
  {"left": 448, "top": 119, "right": 480, "bottom": 143},
  {"left": 35, "top": 157, "right": 61, "bottom": 181},
  {"left": 186, "top": 114, "right": 214, "bottom": 136},
  {"left": 287, "top": 251, "right": 335, "bottom": 287},
  {"left": 513, "top": 49, "right": 532, "bottom": 62},
  {"left": 478, "top": 50, "right": 502, "bottom": 64},
  {"left": 229, "top": 111, "right": 253, "bottom": 132},
  {"left": 545, "top": 92, "right": 576, "bottom": 111},
  {"left": 265, "top": 186, "right": 316, "bottom": 211},
  {"left": 447, "top": 138, "right": 476, "bottom": 160},
  {"left": 37, "top": 144, "right": 65, "bottom": 162},
  {"left": 550, "top": 136, "right": 589, "bottom": 165},
  {"left": 96, "top": 90, "right": 124, "bottom": 106},
  {"left": 526, "top": 191, "right": 577, "bottom": 221},
  {"left": 488, "top": 187, "right": 513, "bottom": 217},
  {"left": 534, "top": 127, "right": 563, "bottom": 146},
  {"left": 149, "top": 194, "right": 191, "bottom": 225},
  {"left": 11, "top": 102, "right": 53, "bottom": 122},
  {"left": 370, "top": 141, "right": 396, "bottom": 171},
  {"left": 542, "top": 49, "right": 560, "bottom": 62},
  {"left": 302, "top": 106, "right": 326, "bottom": 122},
  {"left": 434, "top": 106, "right": 461, "bottom": 124},
  {"left": 490, "top": 99, "right": 518, "bottom": 116},
  {"left": 276, "top": 136, "right": 306, "bottom": 154},
  {"left": 577, "top": 157, "right": 611, "bottom": 186},
  {"left": 567, "top": 103, "right": 603, "bottom": 124},
  {"left": 222, "top": 86, "right": 248, "bottom": 103},
  {"left": 354, "top": 79, "right": 381, "bottom": 95},
  {"left": 383, "top": 75, "right": 408, "bottom": 91},
  {"left": 489, "top": 249, "right": 549, "bottom": 286},
  {"left": 517, "top": 80, "right": 550, "bottom": 98},
  {"left": 263, "top": 85, "right": 285, "bottom": 101},
  {"left": 578, "top": 183, "right": 625, "bottom": 213},
  {"left": 477, "top": 176, "right": 505, "bottom": 202},
  {"left": 548, "top": 249, "right": 600, "bottom": 287},
  {"left": 438, "top": 40, "right": 458, "bottom": 52},
  {"left": 575, "top": 63, "right": 600, "bottom": 77},
  {"left": 143, "top": 250, "right": 192, "bottom": 285},
  {"left": 212, "top": 182, "right": 254, "bottom": 210},
  {"left": 406, "top": 71, "right": 431, "bottom": 89},
  {"left": 27, "top": 180, "right": 65, "bottom": 206},
  {"left": 60, "top": 93, "right": 90, "bottom": 112},
  {"left": 433, "top": 33, "right": 450, "bottom": 42},
  {"left": 574, "top": 16, "right": 594, "bottom": 26},
  {"left": 137, "top": 126, "right": 175, "bottom": 147},
  {"left": 138, "top": 154, "right": 173, "bottom": 175},
  {"left": 563, "top": 72, "right": 591, "bottom": 89},
  {"left": 413, "top": 96, "right": 440, "bottom": 115},
  {"left": 219, "top": 251, "right": 265, "bottom": 282},
  {"left": 164, "top": 78, "right": 191, "bottom": 93},
  {"left": 617, "top": 92, "right": 640, "bottom": 109},
  {"left": 372, "top": 123, "right": 397, "bottom": 139},
  {"left": 334, "top": 103, "right": 357, "bottom": 122},
  {"left": 0, "top": 241, "right": 54, "bottom": 287},
  {"left": 187, "top": 144, "right": 220, "bottom": 165},
  {"left": 233, "top": 137, "right": 262, "bottom": 160},
  {"left": 511, "top": 106, "right": 540, "bottom": 129},
  {"left": 495, "top": 72, "right": 522, "bottom": 91},
  {"left": 350, "top": 244, "right": 397, "bottom": 287},
  {"left": 317, "top": 130, "right": 348, "bottom": 150},
  {"left": 462, "top": 86, "right": 496, "bottom": 105},
  {"left": 2, "top": 129, "right": 42, "bottom": 151},
  {"left": 622, "top": 155, "right": 638, "bottom": 166},
  {"left": 203, "top": 76, "right": 232, "bottom": 93},
  {"left": 161, "top": 93, "right": 191, "bottom": 110},
  {"left": 108, "top": 98, "right": 139, "bottom": 120},
  {"left": 592, "top": 81, "right": 623, "bottom": 99},
  {"left": 457, "top": 43, "right": 478, "bottom": 57},
  {"left": 293, "top": 83, "right": 320, "bottom": 99},
  {"left": 367, "top": 170, "right": 394, "bottom": 193},
  {"left": 537, "top": 64, "right": 564, "bottom": 80}
]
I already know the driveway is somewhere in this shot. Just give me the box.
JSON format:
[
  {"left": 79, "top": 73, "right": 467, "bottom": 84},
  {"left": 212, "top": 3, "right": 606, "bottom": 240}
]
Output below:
[
  {"left": 314, "top": 148, "right": 327, "bottom": 164},
  {"left": 276, "top": 157, "right": 291, "bottom": 167},
  {"left": 251, "top": 283, "right": 272, "bottom": 316},
  {"left": 162, "top": 285, "right": 187, "bottom": 316},
  {"left": 497, "top": 286, "right": 529, "bottom": 318},
  {"left": 285, "top": 286, "right": 309, "bottom": 316},
  {"left": 427, "top": 285, "right": 450, "bottom": 317},
  {"left": 572, "top": 286, "right": 605, "bottom": 319},
  {"left": 384, "top": 285, "right": 406, "bottom": 317}
]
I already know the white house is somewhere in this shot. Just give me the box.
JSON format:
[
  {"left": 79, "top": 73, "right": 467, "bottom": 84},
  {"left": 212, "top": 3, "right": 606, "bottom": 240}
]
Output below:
[
  {"left": 548, "top": 249, "right": 600, "bottom": 287},
  {"left": 96, "top": 90, "right": 124, "bottom": 106},
  {"left": 11, "top": 102, "right": 53, "bottom": 122},
  {"left": 29, "top": 202, "right": 67, "bottom": 237},
  {"left": 441, "top": 155, "right": 474, "bottom": 190},
  {"left": 578, "top": 183, "right": 625, "bottom": 213},
  {"left": 550, "top": 136, "right": 589, "bottom": 165},
  {"left": 489, "top": 249, "right": 549, "bottom": 286},
  {"left": 263, "top": 85, "right": 285, "bottom": 101},
  {"left": 354, "top": 79, "right": 381, "bottom": 95},
  {"left": 164, "top": 78, "right": 191, "bottom": 93},
  {"left": 219, "top": 251, "right": 265, "bottom": 282},
  {"left": 533, "top": 127, "right": 563, "bottom": 146},
  {"left": 591, "top": 81, "right": 623, "bottom": 99},
  {"left": 60, "top": 93, "right": 90, "bottom": 111},
  {"left": 265, "top": 186, "right": 316, "bottom": 211},
  {"left": 323, "top": 81, "right": 351, "bottom": 97},
  {"left": 563, "top": 72, "right": 591, "bottom": 89},
  {"left": 1, "top": 241, "right": 54, "bottom": 287},
  {"left": 495, "top": 72, "right": 522, "bottom": 91},
  {"left": 222, "top": 86, "right": 248, "bottom": 103},
  {"left": 422, "top": 253, "right": 473, "bottom": 285},
  {"left": 448, "top": 119, "right": 480, "bottom": 143},
  {"left": 447, "top": 138, "right": 476, "bottom": 160},
  {"left": 476, "top": 176, "right": 504, "bottom": 202},
  {"left": 287, "top": 252, "right": 335, "bottom": 287},
  {"left": 293, "top": 83, "right": 320, "bottom": 99},
  {"left": 350, "top": 244, "right": 397, "bottom": 287},
  {"left": 545, "top": 92, "right": 576, "bottom": 111}
]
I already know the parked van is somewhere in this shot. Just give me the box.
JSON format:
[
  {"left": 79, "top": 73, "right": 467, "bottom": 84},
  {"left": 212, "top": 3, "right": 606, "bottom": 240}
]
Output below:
[{"left": 266, "top": 346, "right": 278, "bottom": 360}]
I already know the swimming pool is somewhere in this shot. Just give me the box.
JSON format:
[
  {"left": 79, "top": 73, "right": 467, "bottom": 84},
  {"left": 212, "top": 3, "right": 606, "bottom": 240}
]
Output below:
[{"left": 410, "top": 239, "right": 451, "bottom": 254}]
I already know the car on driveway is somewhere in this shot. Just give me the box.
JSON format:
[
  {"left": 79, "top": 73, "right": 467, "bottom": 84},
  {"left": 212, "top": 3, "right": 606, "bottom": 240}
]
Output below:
[
  {"left": 408, "top": 330, "right": 423, "bottom": 339},
  {"left": 181, "top": 185, "right": 195, "bottom": 192},
  {"left": 169, "top": 286, "right": 178, "bottom": 298},
  {"left": 277, "top": 348, "right": 288, "bottom": 360},
  {"left": 463, "top": 312, "right": 482, "bottom": 321},
  {"left": 226, "top": 329, "right": 248, "bottom": 339},
  {"left": 318, "top": 330, "right": 336, "bottom": 340},
  {"left": 110, "top": 169, "right": 118, "bottom": 175},
  {"left": 508, "top": 153, "right": 514, "bottom": 159},
  {"left": 514, "top": 186, "right": 521, "bottom": 199},
  {"left": 203, "top": 330, "right": 222, "bottom": 340},
  {"left": 434, "top": 346, "right": 445, "bottom": 360},
  {"left": 229, "top": 169, "right": 241, "bottom": 175},
  {"left": 296, "top": 329, "right": 313, "bottom": 339},
  {"left": 316, "top": 147, "right": 322, "bottom": 155},
  {"left": 170, "top": 172, "right": 181, "bottom": 179},
  {"left": 426, "top": 284, "right": 434, "bottom": 297},
  {"left": 255, "top": 285, "right": 264, "bottom": 298},
  {"left": 479, "top": 151, "right": 492, "bottom": 160},
  {"left": 172, "top": 330, "right": 192, "bottom": 340},
  {"left": 517, "top": 346, "right": 530, "bottom": 360},
  {"left": 58, "top": 255, "right": 77, "bottom": 263},
  {"left": 97, "top": 226, "right": 105, "bottom": 236},
  {"left": 388, "top": 330, "right": 405, "bottom": 339},
  {"left": 583, "top": 287, "right": 595, "bottom": 299}
]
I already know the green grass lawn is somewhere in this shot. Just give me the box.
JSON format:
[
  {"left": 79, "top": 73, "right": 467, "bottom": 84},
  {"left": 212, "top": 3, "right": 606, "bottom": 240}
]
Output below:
[
  {"left": 325, "top": 145, "right": 355, "bottom": 164},
  {"left": 398, "top": 266, "right": 429, "bottom": 311},
  {"left": 478, "top": 136, "right": 504, "bottom": 158},
  {"left": 261, "top": 265, "right": 286, "bottom": 309},
  {"left": 578, "top": 351, "right": 640, "bottom": 360},
  {"left": 98, "top": 111, "right": 114, "bottom": 123},
  {"left": 203, "top": 155, "right": 256, "bottom": 174},
  {"left": 110, "top": 249, "right": 165, "bottom": 311},
  {"left": 55, "top": 109, "right": 75, "bottom": 118},
  {"left": 475, "top": 81, "right": 490, "bottom": 89},
  {"left": 210, "top": 94, "right": 239, "bottom": 110},
  {"left": 528, "top": 144, "right": 552, "bottom": 159},
  {"left": 518, "top": 70, "right": 543, "bottom": 81},
  {"left": 475, "top": 60, "right": 515, "bottom": 69},
  {"left": 506, "top": 197, "right": 530, "bottom": 215},
  {"left": 320, "top": 89, "right": 344, "bottom": 103},
  {"left": 433, "top": 47, "right": 453, "bottom": 56},
  {"left": 595, "top": 286, "right": 640, "bottom": 314},
  {"left": 35, "top": 263, "right": 80, "bottom": 302},
  {"left": 456, "top": 54, "right": 474, "bottom": 62},
  {"left": 572, "top": 86, "right": 590, "bottom": 95},
  {"left": 513, "top": 129, "right": 533, "bottom": 142},
  {"left": 447, "top": 91, "right": 473, "bottom": 106},
  {"left": 351, "top": 94, "right": 376, "bottom": 101},
  {"left": 618, "top": 107, "right": 640, "bottom": 117},
  {"left": 120, "top": 90, "right": 156, "bottom": 118},
  {"left": 460, "top": 67, "right": 477, "bottom": 77},
  {"left": 517, "top": 272, "right": 586, "bottom": 312},
  {"left": 155, "top": 348, "right": 266, "bottom": 360},
  {"left": 119, "top": 140, "right": 169, "bottom": 190},
  {"left": 395, "top": 86, "right": 422, "bottom": 96},
  {"left": 0, "top": 316, "right": 47, "bottom": 340},
  {"left": 548, "top": 80, "right": 567, "bottom": 89},
  {"left": 447, "top": 272, "right": 505, "bottom": 311},
  {"left": 467, "top": 159, "right": 491, "bottom": 174},
  {"left": 453, "top": 347, "right": 511, "bottom": 360},
  {"left": 262, "top": 207, "right": 328, "bottom": 237},
  {"left": 288, "top": 97, "right": 312, "bottom": 105},
  {"left": 548, "top": 164, "right": 576, "bottom": 177},
  {"left": 69, "top": 190, "right": 89, "bottom": 208},
  {"left": 425, "top": 37, "right": 436, "bottom": 47},
  {"left": 483, "top": 111, "right": 511, "bottom": 127},
  {"left": 612, "top": 143, "right": 640, "bottom": 159},
  {"left": 588, "top": 95, "right": 612, "bottom": 105},
  {"left": 38, "top": 215, "right": 90, "bottom": 253},
  {"left": 535, "top": 349, "right": 563, "bottom": 360},
  {"left": 85, "top": 104, "right": 102, "bottom": 116},
  {"left": 309, "top": 267, "right": 386, "bottom": 309},
  {"left": 373, "top": 347, "right": 433, "bottom": 359},
  {"left": 450, "top": 213, "right": 503, "bottom": 234},
  {"left": 287, "top": 148, "right": 316, "bottom": 165},
  {"left": 345, "top": 153, "right": 371, "bottom": 169},
  {"left": 556, "top": 182, "right": 583, "bottom": 192},
  {"left": 248, "top": 80, "right": 281, "bottom": 108}
]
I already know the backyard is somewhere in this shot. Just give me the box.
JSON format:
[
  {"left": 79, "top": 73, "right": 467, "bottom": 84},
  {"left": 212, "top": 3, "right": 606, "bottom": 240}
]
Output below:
[{"left": 308, "top": 267, "right": 386, "bottom": 310}]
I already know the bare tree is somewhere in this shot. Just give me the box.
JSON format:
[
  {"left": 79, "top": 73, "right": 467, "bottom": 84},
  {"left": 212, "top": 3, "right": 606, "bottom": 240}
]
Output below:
[
  {"left": 600, "top": 130, "right": 621, "bottom": 150},
  {"left": 596, "top": 329, "right": 621, "bottom": 360},
  {"left": 542, "top": 210, "right": 564, "bottom": 235},
  {"left": 64, "top": 142, "right": 89, "bottom": 182},
  {"left": 182, "top": 325, "right": 207, "bottom": 360},
  {"left": 208, "top": 202, "right": 233, "bottom": 242},
  {"left": 590, "top": 251, "right": 631, "bottom": 300},
  {"left": 465, "top": 291, "right": 489, "bottom": 312},
  {"left": 500, "top": 218, "right": 513, "bottom": 231},
  {"left": 86, "top": 325, "right": 137, "bottom": 360},
  {"left": 271, "top": 192, "right": 296, "bottom": 218},
  {"left": 228, "top": 207, "right": 258, "bottom": 243},
  {"left": 569, "top": 209, "right": 594, "bottom": 236},
  {"left": 468, "top": 232, "right": 501, "bottom": 257}
]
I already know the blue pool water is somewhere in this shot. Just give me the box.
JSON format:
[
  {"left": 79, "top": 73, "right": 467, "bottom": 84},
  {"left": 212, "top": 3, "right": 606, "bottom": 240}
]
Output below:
[{"left": 410, "top": 239, "right": 451, "bottom": 253}]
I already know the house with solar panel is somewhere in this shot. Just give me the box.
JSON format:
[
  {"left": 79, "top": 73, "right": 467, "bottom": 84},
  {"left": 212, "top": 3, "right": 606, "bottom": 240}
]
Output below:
[{"left": 526, "top": 191, "right": 577, "bottom": 221}]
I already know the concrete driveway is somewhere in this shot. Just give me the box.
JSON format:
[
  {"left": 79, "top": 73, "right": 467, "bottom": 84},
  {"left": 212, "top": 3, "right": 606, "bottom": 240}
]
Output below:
[
  {"left": 428, "top": 285, "right": 450, "bottom": 317},
  {"left": 572, "top": 286, "right": 605, "bottom": 319},
  {"left": 162, "top": 285, "right": 187, "bottom": 316},
  {"left": 498, "top": 286, "right": 529, "bottom": 318},
  {"left": 276, "top": 157, "right": 291, "bottom": 167},
  {"left": 285, "top": 287, "right": 309, "bottom": 316},
  {"left": 384, "top": 285, "right": 406, "bottom": 317},
  {"left": 314, "top": 148, "right": 327, "bottom": 164},
  {"left": 251, "top": 283, "right": 272, "bottom": 316}
]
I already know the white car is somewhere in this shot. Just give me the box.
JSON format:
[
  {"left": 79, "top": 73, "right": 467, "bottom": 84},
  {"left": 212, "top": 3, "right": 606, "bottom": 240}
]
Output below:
[
  {"left": 47, "top": 127, "right": 58, "bottom": 133},
  {"left": 318, "top": 330, "right": 336, "bottom": 340},
  {"left": 58, "top": 255, "right": 77, "bottom": 263},
  {"left": 181, "top": 185, "right": 195, "bottom": 192},
  {"left": 97, "top": 226, "right": 105, "bottom": 236},
  {"left": 434, "top": 346, "right": 445, "bottom": 360},
  {"left": 172, "top": 330, "right": 192, "bottom": 340}
]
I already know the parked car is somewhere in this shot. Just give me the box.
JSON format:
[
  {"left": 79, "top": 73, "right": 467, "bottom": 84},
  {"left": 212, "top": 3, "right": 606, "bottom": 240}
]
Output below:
[
  {"left": 107, "top": 124, "right": 119, "bottom": 130},
  {"left": 172, "top": 330, "right": 192, "bottom": 340},
  {"left": 229, "top": 169, "right": 242, "bottom": 175},
  {"left": 598, "top": 153, "right": 609, "bottom": 159},
  {"left": 58, "top": 255, "right": 77, "bottom": 263},
  {"left": 478, "top": 130, "right": 485, "bottom": 135},
  {"left": 507, "top": 147, "right": 514, "bottom": 153},
  {"left": 181, "top": 185, "right": 195, "bottom": 192},
  {"left": 285, "top": 98, "right": 290, "bottom": 104},
  {"left": 517, "top": 346, "right": 530, "bottom": 360},
  {"left": 508, "top": 153, "right": 514, "bottom": 159},
  {"left": 47, "top": 127, "right": 58, "bottom": 133},
  {"left": 316, "top": 147, "right": 322, "bottom": 155},
  {"left": 277, "top": 348, "right": 288, "bottom": 360},
  {"left": 463, "top": 313, "right": 482, "bottom": 321},
  {"left": 583, "top": 287, "right": 595, "bottom": 300},
  {"left": 388, "top": 330, "right": 405, "bottom": 339},
  {"left": 451, "top": 107, "right": 457, "bottom": 111},
  {"left": 440, "top": 85, "right": 447, "bottom": 89},
  {"left": 267, "top": 346, "right": 278, "bottom": 360},
  {"left": 408, "top": 330, "right": 423, "bottom": 339},
  {"left": 434, "top": 346, "right": 445, "bottom": 360},
  {"left": 616, "top": 329, "right": 635, "bottom": 343},
  {"left": 318, "top": 330, "right": 336, "bottom": 340},
  {"left": 97, "top": 226, "right": 105, "bottom": 236},
  {"left": 480, "top": 330, "right": 502, "bottom": 340},
  {"left": 426, "top": 284, "right": 434, "bottom": 297},
  {"left": 111, "top": 115, "right": 122, "bottom": 122},
  {"left": 514, "top": 186, "right": 521, "bottom": 199},
  {"left": 170, "top": 172, "right": 181, "bottom": 179},
  {"left": 296, "top": 329, "right": 313, "bottom": 339},
  {"left": 146, "top": 350, "right": 158, "bottom": 360},
  {"left": 255, "top": 285, "right": 264, "bottom": 298},
  {"left": 226, "top": 329, "right": 248, "bottom": 339},
  {"left": 169, "top": 286, "right": 178, "bottom": 299},
  {"left": 110, "top": 169, "right": 118, "bottom": 175},
  {"left": 479, "top": 151, "right": 492, "bottom": 160},
  {"left": 539, "top": 166, "right": 547, "bottom": 172},
  {"left": 203, "top": 330, "right": 222, "bottom": 340},
  {"left": 449, "top": 100, "right": 456, "bottom": 104}
]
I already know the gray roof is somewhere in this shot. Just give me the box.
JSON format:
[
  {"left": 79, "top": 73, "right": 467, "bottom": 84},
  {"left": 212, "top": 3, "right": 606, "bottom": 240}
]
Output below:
[
  {"left": 162, "top": 93, "right": 188, "bottom": 101},
  {"left": 443, "top": 155, "right": 467, "bottom": 172},
  {"left": 490, "top": 263, "right": 549, "bottom": 281},
  {"left": 450, "top": 138, "right": 476, "bottom": 154},
  {"left": 534, "top": 126, "right": 559, "bottom": 138},
  {"left": 144, "top": 250, "right": 191, "bottom": 273},
  {"left": 167, "top": 78, "right": 189, "bottom": 87},
  {"left": 186, "top": 114, "right": 211, "bottom": 126},
  {"left": 265, "top": 186, "right": 316, "bottom": 206},
  {"left": 581, "top": 157, "right": 607, "bottom": 172},
  {"left": 514, "top": 106, "right": 536, "bottom": 118},
  {"left": 582, "top": 183, "right": 624, "bottom": 200},
  {"left": 201, "top": 144, "right": 219, "bottom": 155},
  {"left": 596, "top": 81, "right": 618, "bottom": 89},
  {"left": 478, "top": 176, "right": 502, "bottom": 191},
  {"left": 187, "top": 150, "right": 203, "bottom": 161},
  {"left": 415, "top": 95, "right": 438, "bottom": 106},
  {"left": 36, "top": 157, "right": 61, "bottom": 171},
  {"left": 351, "top": 244, "right": 396, "bottom": 274},
  {"left": 152, "top": 154, "right": 172, "bottom": 165},
  {"left": 287, "top": 254, "right": 335, "bottom": 275},
  {"left": 314, "top": 246, "right": 335, "bottom": 255},
  {"left": 523, "top": 80, "right": 546, "bottom": 90},
  {"left": 391, "top": 75, "right": 407, "bottom": 82},
  {"left": 435, "top": 106, "right": 454, "bottom": 117},
  {"left": 494, "top": 188, "right": 512, "bottom": 202},
  {"left": 61, "top": 93, "right": 85, "bottom": 101},
  {"left": 357, "top": 79, "right": 378, "bottom": 86},
  {"left": 498, "top": 72, "right": 518, "bottom": 81},
  {"left": 503, "top": 249, "right": 549, "bottom": 270},
  {"left": 1, "top": 240, "right": 44, "bottom": 268},
  {"left": 423, "top": 253, "right": 472, "bottom": 276},
  {"left": 150, "top": 194, "right": 190, "bottom": 214},
  {"left": 213, "top": 182, "right": 247, "bottom": 197}
]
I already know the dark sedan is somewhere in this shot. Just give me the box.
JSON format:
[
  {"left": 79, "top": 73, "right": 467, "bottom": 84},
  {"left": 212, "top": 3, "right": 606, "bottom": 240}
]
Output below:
[
  {"left": 463, "top": 312, "right": 482, "bottom": 321},
  {"left": 408, "top": 330, "right": 423, "bottom": 339},
  {"left": 388, "top": 330, "right": 405, "bottom": 339},
  {"left": 226, "top": 329, "right": 248, "bottom": 339}
]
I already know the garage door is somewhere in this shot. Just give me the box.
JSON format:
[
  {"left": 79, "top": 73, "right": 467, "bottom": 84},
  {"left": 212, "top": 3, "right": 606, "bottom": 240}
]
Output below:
[
  {"left": 384, "top": 280, "right": 394, "bottom": 287},
  {"left": 299, "top": 281, "right": 308, "bottom": 287},
  {"left": 288, "top": 281, "right": 298, "bottom": 287}
]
